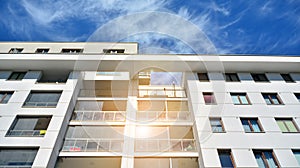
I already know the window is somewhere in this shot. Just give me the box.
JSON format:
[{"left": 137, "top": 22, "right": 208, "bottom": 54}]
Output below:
[
  {"left": 0, "top": 148, "right": 38, "bottom": 167},
  {"left": 0, "top": 91, "right": 13, "bottom": 104},
  {"left": 8, "top": 48, "right": 23, "bottom": 54},
  {"left": 103, "top": 49, "right": 125, "bottom": 54},
  {"left": 218, "top": 150, "right": 235, "bottom": 168},
  {"left": 251, "top": 73, "right": 269, "bottom": 82},
  {"left": 230, "top": 93, "right": 251, "bottom": 105},
  {"left": 61, "top": 48, "right": 83, "bottom": 54},
  {"left": 225, "top": 73, "right": 240, "bottom": 82},
  {"left": 210, "top": 118, "right": 225, "bottom": 133},
  {"left": 276, "top": 118, "right": 299, "bottom": 133},
  {"left": 253, "top": 150, "right": 279, "bottom": 168},
  {"left": 241, "top": 118, "right": 263, "bottom": 133},
  {"left": 7, "top": 116, "right": 51, "bottom": 137},
  {"left": 293, "top": 150, "right": 300, "bottom": 165},
  {"left": 36, "top": 48, "right": 49, "bottom": 53},
  {"left": 197, "top": 73, "right": 209, "bottom": 82},
  {"left": 295, "top": 93, "right": 300, "bottom": 102},
  {"left": 7, "top": 72, "right": 26, "bottom": 80},
  {"left": 281, "top": 74, "right": 294, "bottom": 83},
  {"left": 23, "top": 91, "right": 62, "bottom": 107},
  {"left": 262, "top": 93, "right": 283, "bottom": 105},
  {"left": 203, "top": 92, "right": 216, "bottom": 104}
]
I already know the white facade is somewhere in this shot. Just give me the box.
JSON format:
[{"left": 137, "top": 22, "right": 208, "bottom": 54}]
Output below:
[{"left": 0, "top": 42, "right": 300, "bottom": 168}]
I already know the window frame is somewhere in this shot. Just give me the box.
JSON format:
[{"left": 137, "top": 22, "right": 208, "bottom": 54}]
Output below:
[
  {"left": 218, "top": 149, "right": 236, "bottom": 168},
  {"left": 240, "top": 118, "right": 264, "bottom": 133},
  {"left": 6, "top": 115, "right": 52, "bottom": 137},
  {"left": 203, "top": 92, "right": 217, "bottom": 105},
  {"left": 230, "top": 93, "right": 251, "bottom": 105},
  {"left": 251, "top": 73, "right": 269, "bottom": 82},
  {"left": 210, "top": 118, "right": 225, "bottom": 133},
  {"left": 253, "top": 150, "right": 280, "bottom": 168},
  {"left": 275, "top": 118, "right": 299, "bottom": 133},
  {"left": 197, "top": 73, "right": 209, "bottom": 82},
  {"left": 23, "top": 91, "right": 62, "bottom": 108},
  {"left": 0, "top": 91, "right": 13, "bottom": 104},
  {"left": 262, "top": 93, "right": 283, "bottom": 105},
  {"left": 225, "top": 73, "right": 240, "bottom": 82},
  {"left": 7, "top": 72, "right": 26, "bottom": 80}
]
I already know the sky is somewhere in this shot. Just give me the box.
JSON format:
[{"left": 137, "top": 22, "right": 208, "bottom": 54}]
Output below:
[{"left": 0, "top": 0, "right": 299, "bottom": 55}]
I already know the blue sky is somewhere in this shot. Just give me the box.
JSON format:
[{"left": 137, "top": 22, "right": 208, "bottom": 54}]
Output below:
[{"left": 0, "top": 0, "right": 299, "bottom": 55}]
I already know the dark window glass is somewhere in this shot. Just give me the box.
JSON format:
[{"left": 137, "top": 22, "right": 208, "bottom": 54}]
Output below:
[
  {"left": 241, "top": 118, "right": 263, "bottom": 133},
  {"left": 225, "top": 73, "right": 240, "bottom": 82},
  {"left": 295, "top": 93, "right": 300, "bottom": 102},
  {"left": 197, "top": 73, "right": 209, "bottom": 82},
  {"left": 9, "top": 48, "right": 23, "bottom": 54},
  {"left": 0, "top": 148, "right": 38, "bottom": 166},
  {"left": 61, "top": 49, "right": 83, "bottom": 53},
  {"left": 230, "top": 93, "right": 250, "bottom": 105},
  {"left": 281, "top": 74, "right": 294, "bottom": 82},
  {"left": 210, "top": 118, "right": 225, "bottom": 133},
  {"left": 251, "top": 73, "right": 269, "bottom": 82},
  {"left": 218, "top": 150, "right": 234, "bottom": 167},
  {"left": 23, "top": 91, "right": 62, "bottom": 107},
  {"left": 253, "top": 150, "right": 279, "bottom": 168},
  {"left": 262, "top": 93, "right": 282, "bottom": 105},
  {"left": 203, "top": 92, "right": 216, "bottom": 104},
  {"left": 293, "top": 150, "right": 300, "bottom": 165},
  {"left": 8, "top": 72, "right": 26, "bottom": 80},
  {"left": 0, "top": 91, "right": 13, "bottom": 104},
  {"left": 36, "top": 48, "right": 49, "bottom": 53},
  {"left": 7, "top": 116, "right": 51, "bottom": 137},
  {"left": 103, "top": 49, "right": 125, "bottom": 54}
]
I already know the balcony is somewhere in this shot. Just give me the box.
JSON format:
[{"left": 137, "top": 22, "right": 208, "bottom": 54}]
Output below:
[
  {"left": 138, "top": 88, "right": 186, "bottom": 98},
  {"left": 23, "top": 102, "right": 58, "bottom": 107},
  {"left": 75, "top": 100, "right": 127, "bottom": 111},
  {"left": 6, "top": 130, "right": 46, "bottom": 137},
  {"left": 79, "top": 90, "right": 128, "bottom": 98},
  {"left": 135, "top": 139, "right": 196, "bottom": 152},
  {"left": 72, "top": 111, "right": 126, "bottom": 122},
  {"left": 56, "top": 157, "right": 122, "bottom": 168},
  {"left": 62, "top": 138, "right": 123, "bottom": 152},
  {"left": 136, "top": 111, "right": 190, "bottom": 122}
]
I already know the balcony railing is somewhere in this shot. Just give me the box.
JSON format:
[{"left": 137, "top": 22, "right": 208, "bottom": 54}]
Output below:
[
  {"left": 6, "top": 130, "right": 46, "bottom": 137},
  {"left": 72, "top": 111, "right": 126, "bottom": 121},
  {"left": 23, "top": 102, "right": 58, "bottom": 107},
  {"left": 79, "top": 90, "right": 128, "bottom": 97},
  {"left": 135, "top": 139, "right": 196, "bottom": 152},
  {"left": 138, "top": 89, "right": 186, "bottom": 98},
  {"left": 137, "top": 111, "right": 190, "bottom": 121},
  {"left": 62, "top": 138, "right": 124, "bottom": 152}
]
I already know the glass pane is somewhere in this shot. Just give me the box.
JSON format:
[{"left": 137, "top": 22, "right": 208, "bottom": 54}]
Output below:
[
  {"left": 204, "top": 95, "right": 215, "bottom": 104},
  {"left": 240, "top": 95, "right": 249, "bottom": 104},
  {"left": 255, "top": 153, "right": 266, "bottom": 168},
  {"left": 1, "top": 93, "right": 12, "bottom": 103},
  {"left": 231, "top": 95, "right": 240, "bottom": 104},
  {"left": 277, "top": 120, "right": 288, "bottom": 132},
  {"left": 270, "top": 95, "right": 280, "bottom": 104},
  {"left": 250, "top": 120, "right": 261, "bottom": 132},
  {"left": 264, "top": 151, "right": 277, "bottom": 168},
  {"left": 263, "top": 95, "right": 272, "bottom": 105},
  {"left": 93, "top": 112, "right": 103, "bottom": 121},
  {"left": 14, "top": 118, "right": 38, "bottom": 130},
  {"left": 219, "top": 152, "right": 234, "bottom": 167},
  {"left": 285, "top": 121, "right": 298, "bottom": 132},
  {"left": 0, "top": 149, "right": 38, "bottom": 166},
  {"left": 241, "top": 120, "right": 251, "bottom": 132},
  {"left": 82, "top": 112, "right": 93, "bottom": 120},
  {"left": 293, "top": 151, "right": 300, "bottom": 165}
]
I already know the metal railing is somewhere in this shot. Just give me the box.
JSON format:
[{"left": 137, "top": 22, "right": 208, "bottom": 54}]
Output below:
[
  {"left": 72, "top": 111, "right": 126, "bottom": 121},
  {"left": 23, "top": 102, "right": 57, "bottom": 107},
  {"left": 135, "top": 139, "right": 196, "bottom": 152},
  {"left": 136, "top": 111, "right": 191, "bottom": 121},
  {"left": 6, "top": 130, "right": 46, "bottom": 137},
  {"left": 62, "top": 138, "right": 124, "bottom": 152},
  {"left": 79, "top": 90, "right": 128, "bottom": 97},
  {"left": 138, "top": 89, "right": 186, "bottom": 98}
]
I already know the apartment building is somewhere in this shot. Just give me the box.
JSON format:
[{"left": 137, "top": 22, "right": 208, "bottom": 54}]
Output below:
[{"left": 0, "top": 42, "right": 300, "bottom": 168}]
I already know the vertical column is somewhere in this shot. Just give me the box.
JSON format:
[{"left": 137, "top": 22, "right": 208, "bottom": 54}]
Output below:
[{"left": 121, "top": 96, "right": 137, "bottom": 168}]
